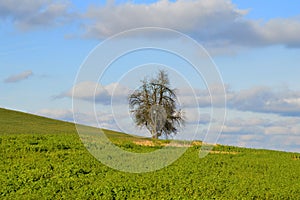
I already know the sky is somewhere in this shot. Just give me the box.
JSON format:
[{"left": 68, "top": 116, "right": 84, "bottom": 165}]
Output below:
[{"left": 1, "top": 0, "right": 300, "bottom": 153}]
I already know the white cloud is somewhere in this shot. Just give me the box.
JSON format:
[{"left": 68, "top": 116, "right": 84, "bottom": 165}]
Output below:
[
  {"left": 83, "top": 0, "right": 247, "bottom": 38},
  {"left": 59, "top": 81, "right": 130, "bottom": 105},
  {"left": 223, "top": 115, "right": 300, "bottom": 136},
  {"left": 264, "top": 126, "right": 291, "bottom": 135},
  {"left": 228, "top": 86, "right": 300, "bottom": 117},
  {"left": 82, "top": 0, "right": 300, "bottom": 49},
  {"left": 263, "top": 18, "right": 300, "bottom": 48},
  {"left": 66, "top": 81, "right": 110, "bottom": 103},
  {"left": 225, "top": 117, "right": 271, "bottom": 127},
  {"left": 2, "top": 0, "right": 300, "bottom": 49},
  {"left": 216, "top": 113, "right": 300, "bottom": 152},
  {"left": 37, "top": 108, "right": 74, "bottom": 122},
  {"left": 0, "top": 0, "right": 73, "bottom": 30},
  {"left": 37, "top": 108, "right": 120, "bottom": 131},
  {"left": 178, "top": 84, "right": 230, "bottom": 108},
  {"left": 264, "top": 122, "right": 300, "bottom": 136},
  {"left": 186, "top": 110, "right": 211, "bottom": 124},
  {"left": 179, "top": 84, "right": 300, "bottom": 117},
  {"left": 4, "top": 70, "right": 33, "bottom": 83}
]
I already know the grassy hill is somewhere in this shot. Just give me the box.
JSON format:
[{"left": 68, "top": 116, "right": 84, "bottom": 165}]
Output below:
[{"left": 1, "top": 108, "right": 300, "bottom": 199}]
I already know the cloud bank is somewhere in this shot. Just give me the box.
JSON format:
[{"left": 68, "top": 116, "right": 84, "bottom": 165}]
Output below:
[
  {"left": 37, "top": 109, "right": 74, "bottom": 122},
  {"left": 1, "top": 0, "right": 300, "bottom": 49},
  {"left": 228, "top": 86, "right": 300, "bottom": 116},
  {"left": 219, "top": 115, "right": 300, "bottom": 152},
  {"left": 58, "top": 81, "right": 130, "bottom": 105},
  {"left": 60, "top": 81, "right": 300, "bottom": 118},
  {"left": 0, "top": 0, "right": 74, "bottom": 30},
  {"left": 83, "top": 0, "right": 300, "bottom": 48},
  {"left": 180, "top": 85, "right": 300, "bottom": 117}
]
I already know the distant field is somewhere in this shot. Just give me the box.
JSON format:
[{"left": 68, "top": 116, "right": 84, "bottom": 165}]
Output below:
[{"left": 1, "top": 108, "right": 300, "bottom": 199}]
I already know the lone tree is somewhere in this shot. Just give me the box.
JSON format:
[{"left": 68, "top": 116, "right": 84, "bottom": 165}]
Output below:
[{"left": 129, "top": 70, "right": 184, "bottom": 139}]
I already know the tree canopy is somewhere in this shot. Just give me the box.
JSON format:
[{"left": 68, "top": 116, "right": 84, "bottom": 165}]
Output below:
[{"left": 128, "top": 70, "right": 184, "bottom": 139}]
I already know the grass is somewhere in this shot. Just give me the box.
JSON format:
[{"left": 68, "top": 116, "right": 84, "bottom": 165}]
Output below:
[{"left": 1, "top": 108, "right": 300, "bottom": 199}]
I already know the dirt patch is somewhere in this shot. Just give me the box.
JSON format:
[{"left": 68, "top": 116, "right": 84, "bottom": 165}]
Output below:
[
  {"left": 134, "top": 140, "right": 156, "bottom": 146},
  {"left": 134, "top": 140, "right": 192, "bottom": 147},
  {"left": 133, "top": 140, "right": 215, "bottom": 148},
  {"left": 191, "top": 141, "right": 202, "bottom": 146},
  {"left": 292, "top": 155, "right": 300, "bottom": 160},
  {"left": 163, "top": 143, "right": 191, "bottom": 147}
]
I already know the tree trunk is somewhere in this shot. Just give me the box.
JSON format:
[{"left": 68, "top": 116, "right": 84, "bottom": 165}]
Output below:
[{"left": 151, "top": 130, "right": 158, "bottom": 139}]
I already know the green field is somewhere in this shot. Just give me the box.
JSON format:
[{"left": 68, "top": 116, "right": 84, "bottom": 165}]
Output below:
[{"left": 1, "top": 108, "right": 300, "bottom": 199}]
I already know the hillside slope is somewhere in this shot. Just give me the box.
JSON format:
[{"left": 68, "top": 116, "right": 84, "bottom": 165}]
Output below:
[
  {"left": 0, "top": 108, "right": 131, "bottom": 137},
  {"left": 1, "top": 108, "right": 300, "bottom": 199}
]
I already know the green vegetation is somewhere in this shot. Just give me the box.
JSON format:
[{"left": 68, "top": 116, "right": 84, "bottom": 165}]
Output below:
[{"left": 1, "top": 108, "right": 300, "bottom": 199}]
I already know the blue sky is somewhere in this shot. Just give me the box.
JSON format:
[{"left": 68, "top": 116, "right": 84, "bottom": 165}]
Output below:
[{"left": 1, "top": 0, "right": 300, "bottom": 152}]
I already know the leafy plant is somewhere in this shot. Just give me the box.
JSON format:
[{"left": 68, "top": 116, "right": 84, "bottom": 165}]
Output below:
[{"left": 1, "top": 108, "right": 300, "bottom": 199}]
